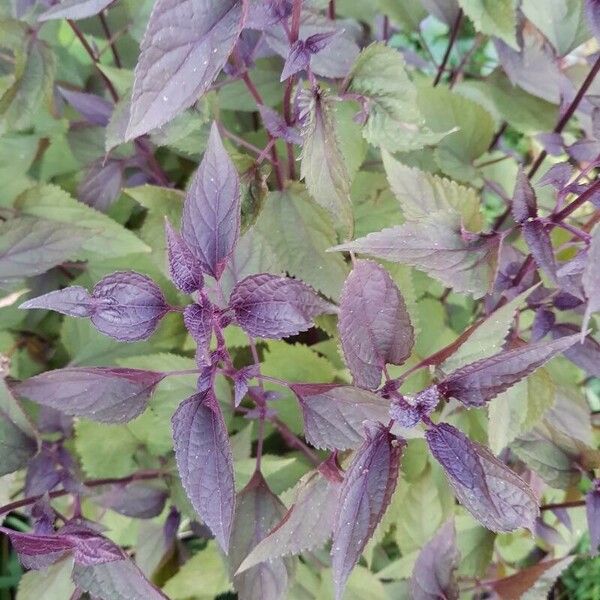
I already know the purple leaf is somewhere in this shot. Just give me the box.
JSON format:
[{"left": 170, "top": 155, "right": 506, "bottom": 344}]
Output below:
[
  {"left": 426, "top": 423, "right": 539, "bottom": 532},
  {"left": 91, "top": 271, "right": 170, "bottom": 341},
  {"left": 389, "top": 386, "right": 440, "bottom": 428},
  {"left": 0, "top": 528, "right": 74, "bottom": 565},
  {"left": 305, "top": 30, "right": 339, "bottom": 54},
  {"left": 94, "top": 483, "right": 168, "bottom": 519},
  {"left": 522, "top": 220, "right": 558, "bottom": 284},
  {"left": 20, "top": 286, "right": 95, "bottom": 317},
  {"left": 229, "top": 471, "right": 291, "bottom": 600},
  {"left": 539, "top": 162, "right": 573, "bottom": 189},
  {"left": 586, "top": 0, "right": 600, "bottom": 40},
  {"left": 57, "top": 86, "right": 113, "bottom": 126},
  {"left": 281, "top": 40, "right": 311, "bottom": 81},
  {"left": 181, "top": 123, "right": 241, "bottom": 279},
  {"left": 15, "top": 367, "right": 165, "bottom": 423},
  {"left": 552, "top": 324, "right": 600, "bottom": 377},
  {"left": 332, "top": 423, "right": 404, "bottom": 600},
  {"left": 125, "top": 1, "right": 245, "bottom": 139},
  {"left": 164, "top": 219, "right": 204, "bottom": 294},
  {"left": 410, "top": 521, "right": 460, "bottom": 600},
  {"left": 230, "top": 273, "right": 336, "bottom": 339},
  {"left": 60, "top": 526, "right": 123, "bottom": 566},
  {"left": 338, "top": 260, "right": 414, "bottom": 389},
  {"left": 438, "top": 334, "right": 580, "bottom": 407},
  {"left": 582, "top": 225, "right": 600, "bottom": 335},
  {"left": 511, "top": 169, "right": 537, "bottom": 223},
  {"left": 586, "top": 482, "right": 600, "bottom": 556},
  {"left": 257, "top": 104, "right": 302, "bottom": 145},
  {"left": 72, "top": 556, "right": 168, "bottom": 599},
  {"left": 38, "top": 0, "right": 115, "bottom": 21},
  {"left": 78, "top": 159, "right": 124, "bottom": 212},
  {"left": 531, "top": 308, "right": 555, "bottom": 342},
  {"left": 171, "top": 390, "right": 235, "bottom": 553},
  {"left": 330, "top": 213, "right": 502, "bottom": 298},
  {"left": 232, "top": 365, "right": 259, "bottom": 407},
  {"left": 291, "top": 384, "right": 391, "bottom": 450},
  {"left": 245, "top": 0, "right": 292, "bottom": 29},
  {"left": 238, "top": 460, "right": 343, "bottom": 573},
  {"left": 183, "top": 300, "right": 214, "bottom": 366}
]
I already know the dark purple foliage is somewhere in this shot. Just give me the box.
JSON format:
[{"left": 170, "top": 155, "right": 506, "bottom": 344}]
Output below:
[
  {"left": 165, "top": 219, "right": 204, "bottom": 294},
  {"left": 57, "top": 86, "right": 113, "bottom": 126},
  {"left": 183, "top": 301, "right": 214, "bottom": 365},
  {"left": 586, "top": 481, "right": 600, "bottom": 556}
]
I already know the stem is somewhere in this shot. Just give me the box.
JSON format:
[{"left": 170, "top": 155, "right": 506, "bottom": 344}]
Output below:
[
  {"left": 383, "top": 16, "right": 390, "bottom": 43},
  {"left": 327, "top": 0, "right": 335, "bottom": 19},
  {"left": 540, "top": 499, "right": 586, "bottom": 511},
  {"left": 248, "top": 335, "right": 266, "bottom": 472},
  {"left": 551, "top": 177, "right": 600, "bottom": 222},
  {"left": 433, "top": 9, "right": 463, "bottom": 87},
  {"left": 0, "top": 470, "right": 165, "bottom": 518},
  {"left": 449, "top": 33, "right": 483, "bottom": 89},
  {"left": 98, "top": 11, "right": 121, "bottom": 68},
  {"left": 529, "top": 54, "right": 600, "bottom": 179}
]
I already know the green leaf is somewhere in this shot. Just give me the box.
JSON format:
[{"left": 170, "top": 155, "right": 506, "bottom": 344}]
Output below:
[
  {"left": 16, "top": 184, "right": 150, "bottom": 259},
  {"left": 488, "top": 368, "right": 556, "bottom": 454},
  {"left": 17, "top": 558, "right": 75, "bottom": 600},
  {"left": 455, "top": 515, "right": 496, "bottom": 578},
  {"left": 235, "top": 456, "right": 310, "bottom": 495},
  {"left": 417, "top": 85, "right": 495, "bottom": 181},
  {"left": 162, "top": 542, "right": 232, "bottom": 599},
  {"left": 253, "top": 184, "right": 349, "bottom": 299},
  {"left": 347, "top": 44, "right": 449, "bottom": 153},
  {"left": 382, "top": 151, "right": 483, "bottom": 230},
  {"left": 458, "top": 0, "right": 518, "bottom": 49},
  {"left": 300, "top": 89, "right": 354, "bottom": 237},
  {"left": 377, "top": 0, "right": 427, "bottom": 30}
]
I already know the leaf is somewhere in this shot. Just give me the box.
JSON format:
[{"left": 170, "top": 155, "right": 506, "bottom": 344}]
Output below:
[
  {"left": 78, "top": 159, "right": 124, "bottom": 213},
  {"left": 331, "top": 423, "right": 404, "bottom": 600},
  {"left": 16, "top": 185, "right": 150, "bottom": 259},
  {"left": 587, "top": 485, "right": 600, "bottom": 556},
  {"left": 410, "top": 521, "right": 460, "bottom": 600},
  {"left": 438, "top": 334, "right": 579, "bottom": 407},
  {"left": 382, "top": 151, "right": 482, "bottom": 231},
  {"left": 292, "top": 384, "right": 392, "bottom": 450},
  {"left": 164, "top": 219, "right": 204, "bottom": 293},
  {"left": 230, "top": 273, "right": 336, "bottom": 339},
  {"left": 347, "top": 44, "right": 448, "bottom": 153},
  {"left": 522, "top": 220, "right": 558, "bottom": 283},
  {"left": 17, "top": 558, "right": 75, "bottom": 600},
  {"left": 57, "top": 87, "right": 112, "bottom": 126},
  {"left": 252, "top": 184, "right": 349, "bottom": 299},
  {"left": 126, "top": 0, "right": 245, "bottom": 139},
  {"left": 338, "top": 260, "right": 414, "bottom": 389},
  {"left": 582, "top": 225, "right": 600, "bottom": 335},
  {"left": 258, "top": 104, "right": 302, "bottom": 145},
  {"left": 171, "top": 390, "right": 235, "bottom": 553},
  {"left": 183, "top": 300, "right": 214, "bottom": 364},
  {"left": 0, "top": 218, "right": 86, "bottom": 284},
  {"left": 15, "top": 367, "right": 165, "bottom": 423},
  {"left": 238, "top": 464, "right": 343, "bottom": 572},
  {"left": 330, "top": 212, "right": 501, "bottom": 298},
  {"left": 72, "top": 556, "right": 168, "bottom": 600},
  {"left": 458, "top": 0, "right": 518, "bottom": 49},
  {"left": 489, "top": 556, "right": 575, "bottom": 599},
  {"left": 229, "top": 471, "right": 291, "bottom": 600},
  {"left": 181, "top": 122, "right": 241, "bottom": 279},
  {"left": 20, "top": 287, "right": 93, "bottom": 318},
  {"left": 587, "top": 0, "right": 600, "bottom": 40},
  {"left": 38, "top": 0, "right": 115, "bottom": 21},
  {"left": 511, "top": 169, "right": 537, "bottom": 223},
  {"left": 425, "top": 423, "right": 539, "bottom": 532},
  {"left": 300, "top": 88, "right": 353, "bottom": 237}
]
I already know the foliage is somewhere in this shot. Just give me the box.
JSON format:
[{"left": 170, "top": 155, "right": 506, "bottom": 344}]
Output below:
[{"left": 1, "top": 0, "right": 600, "bottom": 599}]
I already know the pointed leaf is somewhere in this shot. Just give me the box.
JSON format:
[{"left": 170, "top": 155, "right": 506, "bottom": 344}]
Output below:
[
  {"left": 330, "top": 212, "right": 501, "bottom": 298},
  {"left": 426, "top": 423, "right": 539, "bottom": 532},
  {"left": 582, "top": 224, "right": 600, "bottom": 334},
  {"left": 281, "top": 40, "right": 311, "bottom": 81},
  {"left": 38, "top": 0, "right": 115, "bottom": 21},
  {"left": 587, "top": 484, "right": 600, "bottom": 556},
  {"left": 171, "top": 391, "right": 235, "bottom": 553},
  {"left": 183, "top": 300, "right": 214, "bottom": 365},
  {"left": 20, "top": 287, "right": 95, "bottom": 318},
  {"left": 511, "top": 169, "right": 537, "bottom": 223},
  {"left": 229, "top": 471, "right": 291, "bottom": 600},
  {"left": 438, "top": 334, "right": 580, "bottom": 406},
  {"left": 126, "top": 0, "right": 245, "bottom": 139},
  {"left": 165, "top": 219, "right": 204, "bottom": 293},
  {"left": 332, "top": 423, "right": 404, "bottom": 600},
  {"left": 257, "top": 104, "right": 302, "bottom": 145},
  {"left": 91, "top": 271, "right": 170, "bottom": 341},
  {"left": 458, "top": 0, "right": 518, "bottom": 49},
  {"left": 15, "top": 367, "right": 165, "bottom": 423},
  {"left": 181, "top": 123, "right": 241, "bottom": 279},
  {"left": 57, "top": 86, "right": 112, "bottom": 126},
  {"left": 292, "top": 384, "right": 391, "bottom": 450},
  {"left": 522, "top": 220, "right": 558, "bottom": 283},
  {"left": 410, "top": 521, "right": 460, "bottom": 600},
  {"left": 230, "top": 273, "right": 335, "bottom": 339},
  {"left": 238, "top": 466, "right": 343, "bottom": 573},
  {"left": 339, "top": 260, "right": 414, "bottom": 389}
]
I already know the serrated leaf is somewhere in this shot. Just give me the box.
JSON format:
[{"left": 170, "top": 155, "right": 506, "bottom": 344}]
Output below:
[
  {"left": 330, "top": 212, "right": 501, "bottom": 298},
  {"left": 181, "top": 122, "right": 241, "bottom": 279},
  {"left": 347, "top": 44, "right": 448, "bottom": 152},
  {"left": 171, "top": 390, "right": 235, "bottom": 553},
  {"left": 238, "top": 465, "right": 343, "bottom": 573},
  {"left": 332, "top": 424, "right": 404, "bottom": 600},
  {"left": 164, "top": 219, "right": 204, "bottom": 294},
  {"left": 300, "top": 89, "right": 353, "bottom": 237},
  {"left": 426, "top": 423, "right": 539, "bottom": 532},
  {"left": 522, "top": 220, "right": 558, "bottom": 284},
  {"left": 231, "top": 273, "right": 336, "bottom": 339},
  {"left": 126, "top": 0, "right": 244, "bottom": 139},
  {"left": 16, "top": 185, "right": 150, "bottom": 259},
  {"left": 292, "top": 384, "right": 391, "bottom": 450},
  {"left": 338, "top": 260, "right": 414, "bottom": 389},
  {"left": 410, "top": 521, "right": 460, "bottom": 600},
  {"left": 16, "top": 367, "right": 165, "bottom": 423},
  {"left": 439, "top": 334, "right": 579, "bottom": 407},
  {"left": 458, "top": 0, "right": 518, "bottom": 49}
]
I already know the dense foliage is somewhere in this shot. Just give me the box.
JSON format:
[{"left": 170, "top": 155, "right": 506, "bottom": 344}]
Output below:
[{"left": 1, "top": 0, "right": 600, "bottom": 598}]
